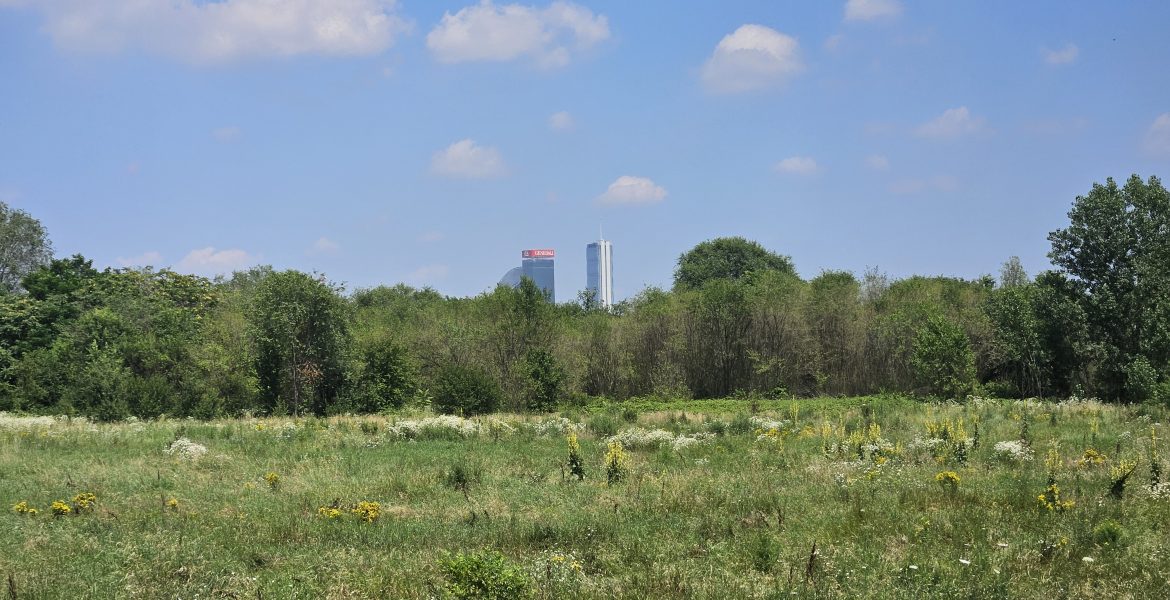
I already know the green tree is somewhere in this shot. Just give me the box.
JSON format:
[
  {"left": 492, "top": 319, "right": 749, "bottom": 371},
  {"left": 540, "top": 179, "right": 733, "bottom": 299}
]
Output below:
[
  {"left": 522, "top": 348, "right": 567, "bottom": 412},
  {"left": 912, "top": 315, "right": 977, "bottom": 399},
  {"left": 0, "top": 202, "right": 53, "bottom": 294},
  {"left": 673, "top": 237, "right": 796, "bottom": 290},
  {"left": 1047, "top": 175, "right": 1170, "bottom": 400},
  {"left": 433, "top": 363, "right": 502, "bottom": 415},
  {"left": 998, "top": 256, "right": 1029, "bottom": 288},
  {"left": 248, "top": 270, "right": 351, "bottom": 416},
  {"left": 351, "top": 337, "right": 419, "bottom": 412}
]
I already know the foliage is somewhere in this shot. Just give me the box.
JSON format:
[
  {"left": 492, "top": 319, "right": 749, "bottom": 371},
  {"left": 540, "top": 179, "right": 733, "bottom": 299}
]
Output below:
[
  {"left": 248, "top": 270, "right": 351, "bottom": 416},
  {"left": 0, "top": 201, "right": 53, "bottom": 294},
  {"left": 521, "top": 348, "right": 566, "bottom": 413},
  {"left": 439, "top": 550, "right": 531, "bottom": 599},
  {"left": 433, "top": 364, "right": 502, "bottom": 416},
  {"left": 911, "top": 315, "right": 976, "bottom": 399},
  {"left": 673, "top": 236, "right": 795, "bottom": 290}
]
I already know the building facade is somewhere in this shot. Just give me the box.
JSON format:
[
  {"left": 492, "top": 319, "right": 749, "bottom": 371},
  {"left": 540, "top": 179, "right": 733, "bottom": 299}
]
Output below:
[
  {"left": 586, "top": 239, "right": 613, "bottom": 308},
  {"left": 521, "top": 249, "right": 556, "bottom": 302}
]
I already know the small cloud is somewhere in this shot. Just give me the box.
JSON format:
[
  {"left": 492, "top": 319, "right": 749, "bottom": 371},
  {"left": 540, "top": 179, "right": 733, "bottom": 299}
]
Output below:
[
  {"left": 308, "top": 237, "right": 340, "bottom": 256},
  {"left": 175, "top": 247, "right": 257, "bottom": 276},
  {"left": 915, "top": 106, "right": 985, "bottom": 139},
  {"left": 823, "top": 33, "right": 845, "bottom": 51},
  {"left": 844, "top": 0, "right": 903, "bottom": 22},
  {"left": 1042, "top": 43, "right": 1079, "bottom": 65},
  {"left": 864, "top": 154, "right": 890, "bottom": 170},
  {"left": 418, "top": 231, "right": 445, "bottom": 243},
  {"left": 408, "top": 264, "right": 449, "bottom": 284},
  {"left": 426, "top": 1, "right": 609, "bottom": 68},
  {"left": 1146, "top": 113, "right": 1170, "bottom": 155},
  {"left": 596, "top": 175, "right": 667, "bottom": 206},
  {"left": 212, "top": 126, "right": 241, "bottom": 142},
  {"left": 889, "top": 175, "right": 957, "bottom": 195},
  {"left": 700, "top": 24, "right": 803, "bottom": 94},
  {"left": 116, "top": 251, "right": 164, "bottom": 268},
  {"left": 548, "top": 110, "right": 575, "bottom": 131},
  {"left": 773, "top": 156, "right": 819, "bottom": 175},
  {"left": 431, "top": 139, "right": 507, "bottom": 179}
]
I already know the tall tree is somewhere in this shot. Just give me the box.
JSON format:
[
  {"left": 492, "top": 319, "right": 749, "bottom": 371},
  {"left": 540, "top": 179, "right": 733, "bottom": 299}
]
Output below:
[
  {"left": 1047, "top": 175, "right": 1170, "bottom": 399},
  {"left": 0, "top": 201, "right": 53, "bottom": 294},
  {"left": 673, "top": 237, "right": 796, "bottom": 290},
  {"left": 248, "top": 270, "right": 351, "bottom": 415}
]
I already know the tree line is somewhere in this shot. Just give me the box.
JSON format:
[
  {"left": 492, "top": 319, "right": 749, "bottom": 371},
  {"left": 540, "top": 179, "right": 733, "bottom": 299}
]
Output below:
[{"left": 1, "top": 174, "right": 1168, "bottom": 419}]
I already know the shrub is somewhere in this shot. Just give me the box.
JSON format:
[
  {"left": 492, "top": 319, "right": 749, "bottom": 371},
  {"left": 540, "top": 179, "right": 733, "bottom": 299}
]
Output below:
[
  {"left": 911, "top": 315, "right": 976, "bottom": 399},
  {"left": 522, "top": 349, "right": 566, "bottom": 413},
  {"left": 439, "top": 550, "right": 531, "bottom": 599},
  {"left": 1092, "top": 520, "right": 1127, "bottom": 549},
  {"left": 433, "top": 365, "right": 502, "bottom": 416},
  {"left": 588, "top": 413, "right": 619, "bottom": 437},
  {"left": 351, "top": 339, "right": 419, "bottom": 412}
]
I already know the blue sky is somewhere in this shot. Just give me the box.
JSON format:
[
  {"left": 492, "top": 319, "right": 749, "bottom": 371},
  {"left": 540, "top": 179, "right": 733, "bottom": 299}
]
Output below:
[{"left": 2, "top": 0, "right": 1169, "bottom": 301}]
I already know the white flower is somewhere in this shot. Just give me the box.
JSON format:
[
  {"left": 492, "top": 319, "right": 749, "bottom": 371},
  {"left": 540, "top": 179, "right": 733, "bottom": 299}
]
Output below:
[
  {"left": 1082, "top": 556, "right": 1095, "bottom": 563},
  {"left": 958, "top": 558, "right": 971, "bottom": 566},
  {"left": 993, "top": 440, "right": 1034, "bottom": 462},
  {"left": 164, "top": 437, "right": 208, "bottom": 460}
]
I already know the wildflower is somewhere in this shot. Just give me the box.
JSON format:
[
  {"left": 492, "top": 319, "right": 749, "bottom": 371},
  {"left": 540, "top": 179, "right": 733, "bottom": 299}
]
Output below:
[
  {"left": 566, "top": 432, "right": 585, "bottom": 481},
  {"left": 1075, "top": 448, "right": 1107, "bottom": 468},
  {"left": 352, "top": 501, "right": 381, "bottom": 523},
  {"left": 264, "top": 472, "right": 280, "bottom": 490},
  {"left": 317, "top": 506, "right": 343, "bottom": 519},
  {"left": 72, "top": 492, "right": 97, "bottom": 512},
  {"left": 604, "top": 440, "right": 628, "bottom": 485},
  {"left": 1082, "top": 556, "right": 1095, "bottom": 563},
  {"left": 958, "top": 558, "right": 971, "bottom": 566},
  {"left": 993, "top": 440, "right": 1034, "bottom": 462},
  {"left": 254, "top": 423, "right": 266, "bottom": 431},
  {"left": 935, "top": 471, "right": 960, "bottom": 491},
  {"left": 50, "top": 500, "right": 71, "bottom": 517},
  {"left": 11, "top": 501, "right": 38, "bottom": 516},
  {"left": 166, "top": 498, "right": 180, "bottom": 511},
  {"left": 164, "top": 437, "right": 208, "bottom": 460}
]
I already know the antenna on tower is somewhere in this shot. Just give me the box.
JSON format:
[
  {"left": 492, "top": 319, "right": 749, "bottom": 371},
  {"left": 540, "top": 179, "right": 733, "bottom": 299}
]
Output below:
[{"left": 599, "top": 223, "right": 603, "bottom": 241}]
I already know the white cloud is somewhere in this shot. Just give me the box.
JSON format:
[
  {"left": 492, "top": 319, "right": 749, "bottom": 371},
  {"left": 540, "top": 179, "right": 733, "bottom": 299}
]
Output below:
[
  {"left": 116, "top": 251, "right": 164, "bottom": 267},
  {"left": 548, "top": 110, "right": 575, "bottom": 131},
  {"left": 596, "top": 175, "right": 667, "bottom": 206},
  {"left": 408, "top": 264, "right": 450, "bottom": 284},
  {"left": 426, "top": 1, "right": 608, "bottom": 68},
  {"left": 308, "top": 237, "right": 340, "bottom": 256},
  {"left": 844, "top": 0, "right": 902, "bottom": 22},
  {"left": 864, "top": 154, "right": 890, "bottom": 170},
  {"left": 700, "top": 24, "right": 803, "bottom": 94},
  {"left": 915, "top": 106, "right": 985, "bottom": 139},
  {"left": 1146, "top": 113, "right": 1170, "bottom": 155},
  {"left": 773, "top": 156, "right": 819, "bottom": 175},
  {"left": 431, "top": 139, "right": 507, "bottom": 179},
  {"left": 26, "top": 0, "right": 409, "bottom": 64},
  {"left": 176, "top": 247, "right": 257, "bottom": 275},
  {"left": 823, "top": 33, "right": 845, "bottom": 51},
  {"left": 889, "top": 175, "right": 957, "bottom": 195},
  {"left": 212, "top": 126, "right": 241, "bottom": 142},
  {"left": 1042, "top": 43, "right": 1079, "bottom": 65}
]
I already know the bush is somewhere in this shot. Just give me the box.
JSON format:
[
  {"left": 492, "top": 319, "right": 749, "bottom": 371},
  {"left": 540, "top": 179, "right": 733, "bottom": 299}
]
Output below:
[
  {"left": 588, "top": 412, "right": 619, "bottom": 437},
  {"left": 1092, "top": 519, "right": 1128, "bottom": 549},
  {"left": 522, "top": 349, "right": 566, "bottom": 413},
  {"left": 439, "top": 550, "right": 530, "bottom": 599},
  {"left": 352, "top": 339, "right": 419, "bottom": 412},
  {"left": 911, "top": 315, "right": 976, "bottom": 399},
  {"left": 433, "top": 365, "right": 502, "bottom": 416}
]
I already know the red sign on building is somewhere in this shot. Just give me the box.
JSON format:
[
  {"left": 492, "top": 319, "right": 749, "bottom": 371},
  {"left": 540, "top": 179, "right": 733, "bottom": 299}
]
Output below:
[{"left": 522, "top": 249, "right": 555, "bottom": 258}]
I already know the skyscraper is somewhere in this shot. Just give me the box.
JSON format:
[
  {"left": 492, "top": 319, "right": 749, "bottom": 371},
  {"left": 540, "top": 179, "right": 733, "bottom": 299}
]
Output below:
[
  {"left": 586, "top": 238, "right": 613, "bottom": 308},
  {"left": 521, "top": 249, "right": 555, "bottom": 302}
]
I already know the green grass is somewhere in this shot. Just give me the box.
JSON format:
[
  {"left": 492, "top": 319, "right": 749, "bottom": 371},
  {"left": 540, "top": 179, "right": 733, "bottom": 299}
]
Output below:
[{"left": 3, "top": 397, "right": 1170, "bottom": 598}]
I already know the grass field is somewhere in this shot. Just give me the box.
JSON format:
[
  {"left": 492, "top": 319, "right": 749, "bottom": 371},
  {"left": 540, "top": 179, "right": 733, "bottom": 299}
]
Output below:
[{"left": 3, "top": 396, "right": 1170, "bottom": 598}]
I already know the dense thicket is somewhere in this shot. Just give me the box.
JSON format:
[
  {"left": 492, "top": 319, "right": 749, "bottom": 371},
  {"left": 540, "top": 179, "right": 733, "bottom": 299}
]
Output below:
[{"left": 2, "top": 175, "right": 1169, "bottom": 418}]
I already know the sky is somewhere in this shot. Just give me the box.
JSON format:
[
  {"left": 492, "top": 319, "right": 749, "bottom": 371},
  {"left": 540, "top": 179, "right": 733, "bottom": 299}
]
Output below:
[{"left": 2, "top": 0, "right": 1169, "bottom": 302}]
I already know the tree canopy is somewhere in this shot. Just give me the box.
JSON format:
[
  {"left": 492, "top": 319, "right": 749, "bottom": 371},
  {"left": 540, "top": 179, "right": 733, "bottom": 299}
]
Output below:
[
  {"left": 673, "top": 237, "right": 796, "bottom": 290},
  {"left": 0, "top": 201, "right": 53, "bottom": 294}
]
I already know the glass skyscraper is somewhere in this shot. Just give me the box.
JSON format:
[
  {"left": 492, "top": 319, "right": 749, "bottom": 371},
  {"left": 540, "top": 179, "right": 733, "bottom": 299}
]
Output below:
[
  {"left": 586, "top": 239, "right": 613, "bottom": 308},
  {"left": 520, "top": 249, "right": 555, "bottom": 302}
]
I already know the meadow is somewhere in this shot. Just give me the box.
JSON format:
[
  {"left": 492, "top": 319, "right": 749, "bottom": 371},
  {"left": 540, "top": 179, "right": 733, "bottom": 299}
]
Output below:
[{"left": 3, "top": 396, "right": 1170, "bottom": 598}]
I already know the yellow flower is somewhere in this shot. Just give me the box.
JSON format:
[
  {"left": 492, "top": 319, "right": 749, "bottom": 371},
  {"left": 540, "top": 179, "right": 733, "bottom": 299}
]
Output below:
[
  {"left": 50, "top": 500, "right": 71, "bottom": 516},
  {"left": 317, "top": 506, "right": 342, "bottom": 519},
  {"left": 166, "top": 498, "right": 180, "bottom": 511},
  {"left": 72, "top": 492, "right": 97, "bottom": 511},
  {"left": 352, "top": 501, "right": 381, "bottom": 523},
  {"left": 263, "top": 472, "right": 281, "bottom": 489}
]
